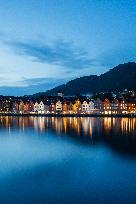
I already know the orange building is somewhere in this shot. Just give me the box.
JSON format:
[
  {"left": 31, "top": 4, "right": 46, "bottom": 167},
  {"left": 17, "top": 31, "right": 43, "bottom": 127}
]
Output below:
[
  {"left": 103, "top": 98, "right": 111, "bottom": 114},
  {"left": 63, "top": 102, "right": 68, "bottom": 113},
  {"left": 24, "top": 103, "right": 29, "bottom": 113},
  {"left": 119, "top": 100, "right": 128, "bottom": 114},
  {"left": 127, "top": 100, "right": 136, "bottom": 113},
  {"left": 72, "top": 99, "right": 81, "bottom": 113}
]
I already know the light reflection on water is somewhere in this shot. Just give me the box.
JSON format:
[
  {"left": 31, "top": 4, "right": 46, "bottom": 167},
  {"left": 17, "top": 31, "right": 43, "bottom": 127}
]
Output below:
[
  {"left": 1, "top": 117, "right": 136, "bottom": 147},
  {"left": 1, "top": 116, "right": 136, "bottom": 135},
  {"left": 0, "top": 117, "right": 136, "bottom": 204}
]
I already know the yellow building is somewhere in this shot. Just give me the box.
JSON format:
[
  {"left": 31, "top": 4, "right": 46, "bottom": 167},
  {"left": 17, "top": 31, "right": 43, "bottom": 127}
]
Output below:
[{"left": 72, "top": 100, "right": 81, "bottom": 113}]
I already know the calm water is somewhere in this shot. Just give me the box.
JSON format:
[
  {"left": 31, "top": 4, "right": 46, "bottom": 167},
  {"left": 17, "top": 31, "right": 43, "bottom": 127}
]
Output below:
[{"left": 0, "top": 116, "right": 136, "bottom": 204}]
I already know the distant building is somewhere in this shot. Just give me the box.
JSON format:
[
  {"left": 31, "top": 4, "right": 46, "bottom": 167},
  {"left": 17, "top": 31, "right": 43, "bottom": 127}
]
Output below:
[{"left": 57, "top": 91, "right": 64, "bottom": 98}]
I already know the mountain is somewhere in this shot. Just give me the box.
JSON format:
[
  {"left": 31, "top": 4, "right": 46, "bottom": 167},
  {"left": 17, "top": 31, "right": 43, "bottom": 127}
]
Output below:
[{"left": 32, "top": 62, "right": 136, "bottom": 97}]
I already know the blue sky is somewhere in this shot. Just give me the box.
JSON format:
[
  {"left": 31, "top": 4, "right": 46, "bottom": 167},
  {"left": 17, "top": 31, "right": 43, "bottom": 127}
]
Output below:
[{"left": 0, "top": 0, "right": 135, "bottom": 96}]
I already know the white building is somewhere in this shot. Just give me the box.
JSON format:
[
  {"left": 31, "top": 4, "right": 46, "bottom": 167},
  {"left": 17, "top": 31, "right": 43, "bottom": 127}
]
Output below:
[
  {"left": 82, "top": 101, "right": 94, "bottom": 113},
  {"left": 57, "top": 92, "right": 64, "bottom": 97},
  {"left": 88, "top": 101, "right": 94, "bottom": 113},
  {"left": 38, "top": 101, "right": 45, "bottom": 114},
  {"left": 34, "top": 102, "right": 39, "bottom": 112},
  {"left": 55, "top": 101, "right": 63, "bottom": 112},
  {"left": 82, "top": 101, "right": 89, "bottom": 112}
]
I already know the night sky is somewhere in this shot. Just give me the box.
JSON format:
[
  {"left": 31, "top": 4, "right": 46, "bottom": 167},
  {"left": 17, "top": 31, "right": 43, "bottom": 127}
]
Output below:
[{"left": 0, "top": 0, "right": 135, "bottom": 95}]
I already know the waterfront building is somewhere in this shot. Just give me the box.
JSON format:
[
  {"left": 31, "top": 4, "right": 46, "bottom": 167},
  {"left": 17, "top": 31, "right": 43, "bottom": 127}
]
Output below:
[
  {"left": 82, "top": 101, "right": 89, "bottom": 113},
  {"left": 44, "top": 101, "right": 50, "bottom": 113},
  {"left": 126, "top": 99, "right": 136, "bottom": 113},
  {"left": 19, "top": 101, "right": 24, "bottom": 114},
  {"left": 34, "top": 102, "right": 39, "bottom": 113},
  {"left": 94, "top": 98, "right": 103, "bottom": 113},
  {"left": 63, "top": 102, "right": 69, "bottom": 113},
  {"left": 88, "top": 101, "right": 95, "bottom": 113},
  {"left": 55, "top": 101, "right": 63, "bottom": 113},
  {"left": 38, "top": 101, "right": 45, "bottom": 114},
  {"left": 111, "top": 99, "right": 119, "bottom": 114},
  {"left": 28, "top": 101, "right": 34, "bottom": 113},
  {"left": 119, "top": 100, "right": 128, "bottom": 114},
  {"left": 72, "top": 100, "right": 81, "bottom": 113},
  {"left": 0, "top": 90, "right": 135, "bottom": 115},
  {"left": 68, "top": 102, "right": 73, "bottom": 113},
  {"left": 50, "top": 102, "right": 55, "bottom": 113},
  {"left": 103, "top": 98, "right": 112, "bottom": 114},
  {"left": 24, "top": 103, "right": 29, "bottom": 113}
]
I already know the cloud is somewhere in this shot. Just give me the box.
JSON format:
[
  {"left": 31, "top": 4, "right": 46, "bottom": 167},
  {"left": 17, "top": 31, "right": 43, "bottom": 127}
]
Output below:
[
  {"left": 7, "top": 40, "right": 94, "bottom": 70},
  {"left": 0, "top": 77, "right": 69, "bottom": 96},
  {"left": 23, "top": 77, "right": 69, "bottom": 86}
]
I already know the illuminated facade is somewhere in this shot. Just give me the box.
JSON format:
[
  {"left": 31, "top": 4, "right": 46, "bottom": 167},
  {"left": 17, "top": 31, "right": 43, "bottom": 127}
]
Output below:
[
  {"left": 34, "top": 102, "right": 39, "bottom": 112},
  {"left": 82, "top": 101, "right": 89, "bottom": 112},
  {"left": 111, "top": 99, "right": 119, "bottom": 114},
  {"left": 55, "top": 101, "right": 63, "bottom": 113},
  {"left": 38, "top": 101, "right": 45, "bottom": 114},
  {"left": 119, "top": 100, "right": 128, "bottom": 114},
  {"left": 103, "top": 99, "right": 111, "bottom": 114},
  {"left": 0, "top": 92, "right": 135, "bottom": 115},
  {"left": 72, "top": 100, "right": 81, "bottom": 113},
  {"left": 24, "top": 103, "right": 29, "bottom": 113},
  {"left": 127, "top": 102, "right": 136, "bottom": 113},
  {"left": 63, "top": 102, "right": 69, "bottom": 113}
]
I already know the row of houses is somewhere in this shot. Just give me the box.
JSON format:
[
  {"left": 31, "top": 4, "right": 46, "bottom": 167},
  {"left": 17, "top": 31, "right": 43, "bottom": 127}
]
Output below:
[
  {"left": 1, "top": 97, "right": 136, "bottom": 114},
  {"left": 12, "top": 100, "right": 95, "bottom": 114}
]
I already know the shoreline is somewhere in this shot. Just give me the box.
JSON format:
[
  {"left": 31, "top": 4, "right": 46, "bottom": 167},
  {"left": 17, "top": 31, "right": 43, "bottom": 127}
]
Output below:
[{"left": 0, "top": 113, "right": 136, "bottom": 118}]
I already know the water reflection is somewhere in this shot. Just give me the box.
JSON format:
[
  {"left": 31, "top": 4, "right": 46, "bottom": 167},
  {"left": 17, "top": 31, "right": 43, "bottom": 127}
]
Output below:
[
  {"left": 1, "top": 116, "right": 136, "bottom": 134},
  {"left": 0, "top": 116, "right": 136, "bottom": 153},
  {"left": 0, "top": 117, "right": 136, "bottom": 204}
]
